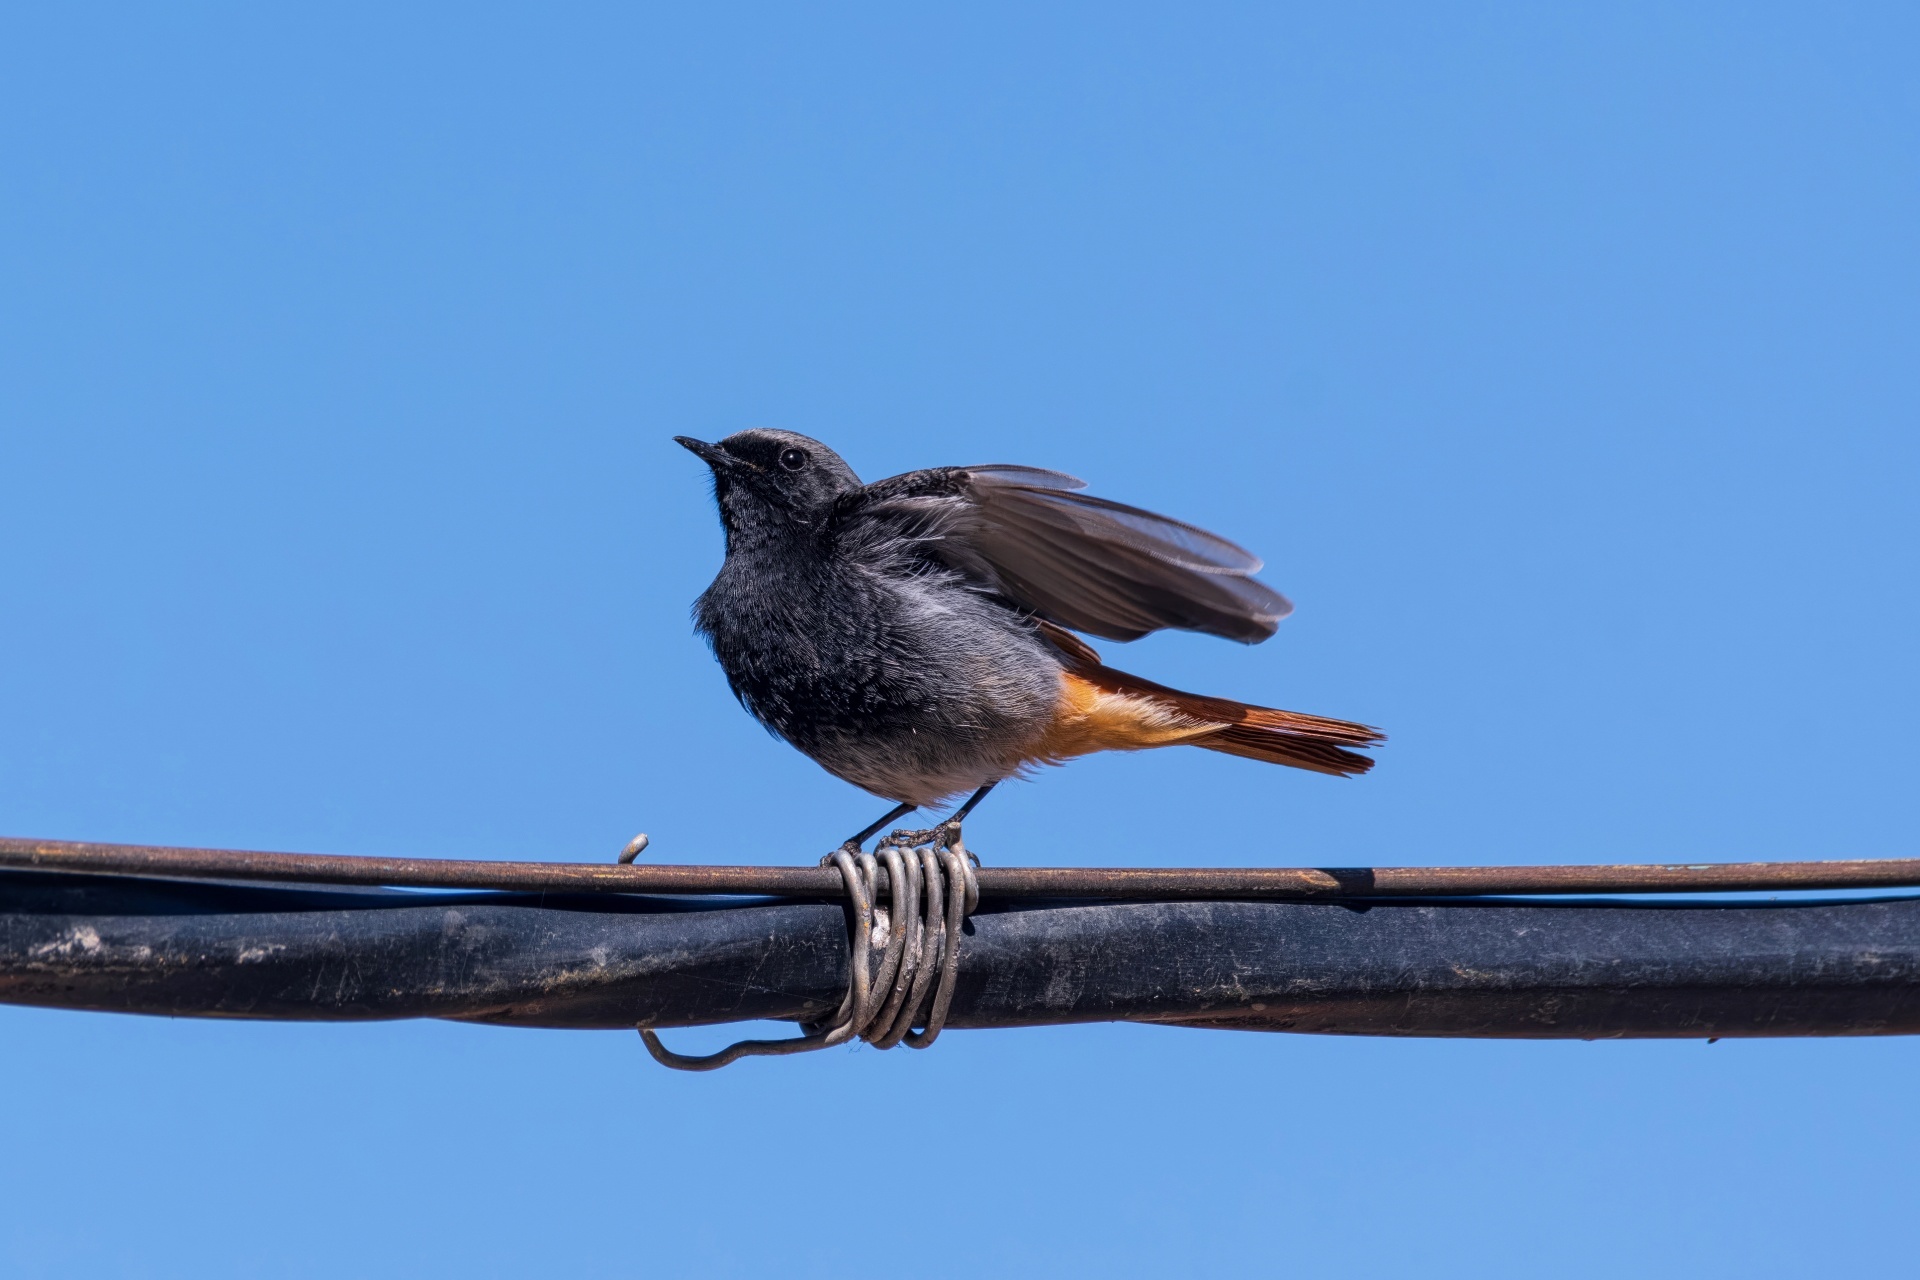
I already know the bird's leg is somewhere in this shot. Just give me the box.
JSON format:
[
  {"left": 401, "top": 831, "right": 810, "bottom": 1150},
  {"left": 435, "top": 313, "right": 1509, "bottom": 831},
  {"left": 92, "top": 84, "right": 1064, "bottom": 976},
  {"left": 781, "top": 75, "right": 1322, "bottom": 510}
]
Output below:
[
  {"left": 934, "top": 781, "right": 997, "bottom": 865},
  {"left": 823, "top": 801, "right": 920, "bottom": 863},
  {"left": 946, "top": 781, "right": 997, "bottom": 826}
]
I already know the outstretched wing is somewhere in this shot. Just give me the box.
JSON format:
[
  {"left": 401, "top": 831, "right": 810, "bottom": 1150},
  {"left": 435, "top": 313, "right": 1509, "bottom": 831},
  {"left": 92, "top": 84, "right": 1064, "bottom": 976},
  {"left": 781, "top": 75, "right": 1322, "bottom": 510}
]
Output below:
[{"left": 840, "top": 464, "right": 1293, "bottom": 643}]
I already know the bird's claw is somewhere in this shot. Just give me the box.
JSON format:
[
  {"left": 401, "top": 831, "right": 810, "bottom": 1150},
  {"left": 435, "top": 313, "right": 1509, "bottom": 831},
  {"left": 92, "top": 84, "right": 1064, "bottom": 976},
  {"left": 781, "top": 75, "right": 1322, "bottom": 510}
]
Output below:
[{"left": 819, "top": 839, "right": 865, "bottom": 868}]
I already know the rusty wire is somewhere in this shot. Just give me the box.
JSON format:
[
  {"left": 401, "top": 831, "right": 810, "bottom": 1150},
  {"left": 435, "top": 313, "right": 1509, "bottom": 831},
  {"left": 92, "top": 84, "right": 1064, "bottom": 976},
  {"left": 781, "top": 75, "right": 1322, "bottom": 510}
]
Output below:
[
  {"left": 638, "top": 829, "right": 980, "bottom": 1071},
  {"left": 5, "top": 834, "right": 1920, "bottom": 899}
]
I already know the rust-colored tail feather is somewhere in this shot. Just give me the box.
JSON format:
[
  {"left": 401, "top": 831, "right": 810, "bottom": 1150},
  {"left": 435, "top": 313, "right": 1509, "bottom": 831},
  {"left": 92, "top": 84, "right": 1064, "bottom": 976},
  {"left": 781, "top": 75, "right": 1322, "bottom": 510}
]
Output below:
[
  {"left": 1035, "top": 619, "right": 1383, "bottom": 777},
  {"left": 1127, "top": 672, "right": 1383, "bottom": 777},
  {"left": 1194, "top": 722, "right": 1378, "bottom": 777}
]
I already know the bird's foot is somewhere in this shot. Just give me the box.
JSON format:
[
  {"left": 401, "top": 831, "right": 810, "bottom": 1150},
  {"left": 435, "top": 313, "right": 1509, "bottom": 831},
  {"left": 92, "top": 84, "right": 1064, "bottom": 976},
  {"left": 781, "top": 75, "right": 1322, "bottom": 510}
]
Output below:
[
  {"left": 815, "top": 825, "right": 966, "bottom": 867},
  {"left": 875, "top": 819, "right": 979, "bottom": 867}
]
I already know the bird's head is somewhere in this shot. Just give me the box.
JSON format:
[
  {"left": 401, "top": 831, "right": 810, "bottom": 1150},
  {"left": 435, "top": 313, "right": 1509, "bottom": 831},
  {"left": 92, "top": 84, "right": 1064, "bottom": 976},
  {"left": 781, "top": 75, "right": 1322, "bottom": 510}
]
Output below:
[{"left": 675, "top": 429, "right": 862, "bottom": 547}]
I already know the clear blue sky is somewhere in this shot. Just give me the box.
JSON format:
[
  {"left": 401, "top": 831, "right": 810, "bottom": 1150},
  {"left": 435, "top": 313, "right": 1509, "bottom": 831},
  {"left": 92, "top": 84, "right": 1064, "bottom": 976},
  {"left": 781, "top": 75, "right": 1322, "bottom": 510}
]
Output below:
[{"left": 2, "top": 5, "right": 1916, "bottom": 1276}]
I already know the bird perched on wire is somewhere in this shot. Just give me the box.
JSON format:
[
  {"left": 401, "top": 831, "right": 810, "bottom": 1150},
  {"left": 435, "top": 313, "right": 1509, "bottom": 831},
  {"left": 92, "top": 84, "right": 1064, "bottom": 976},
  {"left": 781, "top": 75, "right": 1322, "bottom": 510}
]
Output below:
[{"left": 677, "top": 429, "right": 1381, "bottom": 857}]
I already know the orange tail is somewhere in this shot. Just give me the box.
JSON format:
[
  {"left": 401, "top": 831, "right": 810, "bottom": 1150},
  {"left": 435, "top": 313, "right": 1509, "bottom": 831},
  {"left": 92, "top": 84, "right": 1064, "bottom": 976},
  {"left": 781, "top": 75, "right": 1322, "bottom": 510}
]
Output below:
[
  {"left": 1191, "top": 722, "right": 1380, "bottom": 776},
  {"left": 1037, "top": 620, "right": 1384, "bottom": 778}
]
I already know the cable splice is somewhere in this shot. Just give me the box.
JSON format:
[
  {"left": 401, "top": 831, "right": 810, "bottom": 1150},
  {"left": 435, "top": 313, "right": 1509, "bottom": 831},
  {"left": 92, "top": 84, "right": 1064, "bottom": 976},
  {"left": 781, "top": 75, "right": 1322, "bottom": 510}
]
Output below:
[{"left": 639, "top": 828, "right": 978, "bottom": 1071}]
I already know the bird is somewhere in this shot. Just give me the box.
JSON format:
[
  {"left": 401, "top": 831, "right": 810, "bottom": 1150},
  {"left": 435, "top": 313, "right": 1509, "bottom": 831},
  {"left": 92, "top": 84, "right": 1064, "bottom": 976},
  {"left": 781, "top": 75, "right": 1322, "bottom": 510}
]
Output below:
[{"left": 676, "top": 429, "right": 1381, "bottom": 859}]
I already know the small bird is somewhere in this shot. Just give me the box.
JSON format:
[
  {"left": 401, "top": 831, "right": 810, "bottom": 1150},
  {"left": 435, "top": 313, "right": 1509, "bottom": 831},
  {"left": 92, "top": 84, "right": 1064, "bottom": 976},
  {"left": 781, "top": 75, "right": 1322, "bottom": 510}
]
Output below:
[{"left": 677, "top": 430, "right": 1381, "bottom": 856}]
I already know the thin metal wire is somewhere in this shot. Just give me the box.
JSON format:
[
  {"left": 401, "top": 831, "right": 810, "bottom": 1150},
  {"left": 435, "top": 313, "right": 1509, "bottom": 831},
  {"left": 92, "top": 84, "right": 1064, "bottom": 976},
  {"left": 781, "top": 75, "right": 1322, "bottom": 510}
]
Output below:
[
  {"left": 10, "top": 835, "right": 1919, "bottom": 899},
  {"left": 906, "top": 841, "right": 974, "bottom": 1050},
  {"left": 638, "top": 831, "right": 975, "bottom": 1071}
]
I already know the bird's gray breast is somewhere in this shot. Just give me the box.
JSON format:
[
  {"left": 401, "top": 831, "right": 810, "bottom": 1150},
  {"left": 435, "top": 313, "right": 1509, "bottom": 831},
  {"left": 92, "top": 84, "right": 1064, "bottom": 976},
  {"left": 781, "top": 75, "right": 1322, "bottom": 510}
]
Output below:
[{"left": 696, "top": 553, "right": 1062, "bottom": 806}]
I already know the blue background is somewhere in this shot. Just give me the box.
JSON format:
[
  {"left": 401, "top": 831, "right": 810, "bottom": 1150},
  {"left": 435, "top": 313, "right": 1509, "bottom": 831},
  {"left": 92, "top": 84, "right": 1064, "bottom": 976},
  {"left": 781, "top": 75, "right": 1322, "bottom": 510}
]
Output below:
[{"left": 2, "top": 5, "right": 1915, "bottom": 1275}]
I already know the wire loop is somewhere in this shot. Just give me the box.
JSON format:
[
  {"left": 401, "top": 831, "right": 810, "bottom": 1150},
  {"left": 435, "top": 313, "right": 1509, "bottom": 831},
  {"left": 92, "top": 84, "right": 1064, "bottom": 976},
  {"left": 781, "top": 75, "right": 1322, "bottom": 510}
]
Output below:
[{"left": 639, "top": 827, "right": 975, "bottom": 1070}]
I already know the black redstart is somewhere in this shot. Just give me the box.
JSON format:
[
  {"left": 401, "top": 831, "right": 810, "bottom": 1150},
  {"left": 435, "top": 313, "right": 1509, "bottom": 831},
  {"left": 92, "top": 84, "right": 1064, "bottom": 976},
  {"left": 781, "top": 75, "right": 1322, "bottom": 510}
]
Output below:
[{"left": 677, "top": 429, "right": 1381, "bottom": 854}]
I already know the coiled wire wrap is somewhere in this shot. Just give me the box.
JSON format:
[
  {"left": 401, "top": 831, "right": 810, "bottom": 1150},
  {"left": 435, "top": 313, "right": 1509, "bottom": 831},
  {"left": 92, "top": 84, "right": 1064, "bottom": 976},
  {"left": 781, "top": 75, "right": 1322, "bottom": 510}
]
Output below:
[{"left": 639, "top": 831, "right": 979, "bottom": 1071}]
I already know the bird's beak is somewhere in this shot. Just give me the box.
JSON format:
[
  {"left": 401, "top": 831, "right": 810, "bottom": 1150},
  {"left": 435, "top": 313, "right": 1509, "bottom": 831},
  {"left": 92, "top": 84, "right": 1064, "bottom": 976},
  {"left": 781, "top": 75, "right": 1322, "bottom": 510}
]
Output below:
[{"left": 674, "top": 436, "right": 736, "bottom": 471}]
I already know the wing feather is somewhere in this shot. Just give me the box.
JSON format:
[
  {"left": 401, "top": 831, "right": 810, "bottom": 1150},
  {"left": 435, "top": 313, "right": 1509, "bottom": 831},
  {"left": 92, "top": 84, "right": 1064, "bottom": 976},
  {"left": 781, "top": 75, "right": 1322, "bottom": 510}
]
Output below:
[{"left": 840, "top": 464, "right": 1294, "bottom": 644}]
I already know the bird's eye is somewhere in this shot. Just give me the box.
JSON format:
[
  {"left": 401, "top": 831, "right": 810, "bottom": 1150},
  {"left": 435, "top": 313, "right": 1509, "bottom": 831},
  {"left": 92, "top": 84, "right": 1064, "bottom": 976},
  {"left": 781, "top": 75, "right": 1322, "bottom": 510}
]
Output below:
[{"left": 778, "top": 448, "right": 808, "bottom": 472}]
